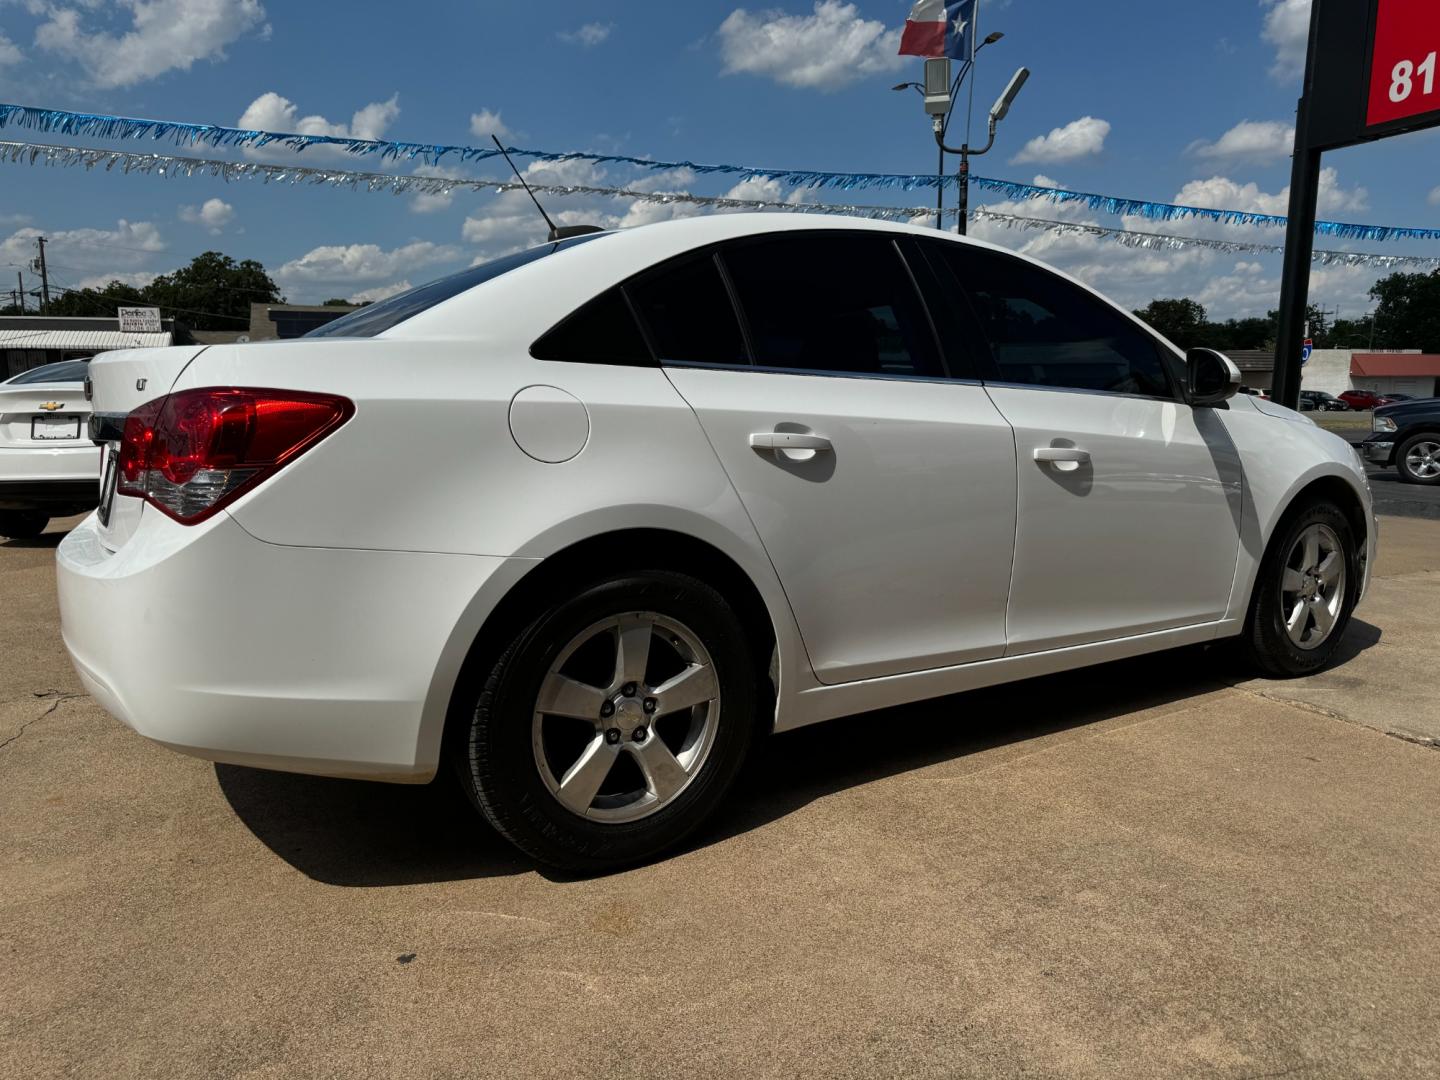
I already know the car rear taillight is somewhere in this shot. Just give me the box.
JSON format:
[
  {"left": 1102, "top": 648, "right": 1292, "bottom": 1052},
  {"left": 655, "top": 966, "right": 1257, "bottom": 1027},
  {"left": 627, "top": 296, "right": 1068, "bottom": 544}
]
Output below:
[{"left": 115, "top": 387, "right": 354, "bottom": 524}]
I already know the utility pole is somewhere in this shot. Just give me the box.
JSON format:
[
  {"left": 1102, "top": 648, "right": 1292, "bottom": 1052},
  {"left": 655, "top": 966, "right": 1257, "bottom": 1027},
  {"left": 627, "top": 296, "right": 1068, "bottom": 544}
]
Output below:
[
  {"left": 16, "top": 271, "right": 25, "bottom": 315},
  {"left": 35, "top": 236, "right": 50, "bottom": 314}
]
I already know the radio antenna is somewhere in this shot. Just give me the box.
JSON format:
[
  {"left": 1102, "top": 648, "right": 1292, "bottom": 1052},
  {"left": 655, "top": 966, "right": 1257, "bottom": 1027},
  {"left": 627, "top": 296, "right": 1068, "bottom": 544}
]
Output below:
[
  {"left": 491, "top": 136, "right": 559, "bottom": 237},
  {"left": 489, "top": 136, "right": 605, "bottom": 243}
]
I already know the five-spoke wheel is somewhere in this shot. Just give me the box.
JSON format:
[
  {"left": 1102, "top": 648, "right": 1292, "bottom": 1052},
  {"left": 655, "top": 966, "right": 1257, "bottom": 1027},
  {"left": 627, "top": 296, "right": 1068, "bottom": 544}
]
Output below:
[
  {"left": 454, "top": 569, "right": 758, "bottom": 871},
  {"left": 533, "top": 613, "right": 721, "bottom": 821}
]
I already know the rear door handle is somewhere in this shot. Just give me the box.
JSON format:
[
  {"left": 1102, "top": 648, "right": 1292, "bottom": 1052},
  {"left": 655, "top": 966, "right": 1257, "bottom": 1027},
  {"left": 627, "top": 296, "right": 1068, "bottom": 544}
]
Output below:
[
  {"left": 750, "top": 432, "right": 833, "bottom": 452},
  {"left": 1033, "top": 447, "right": 1090, "bottom": 464}
]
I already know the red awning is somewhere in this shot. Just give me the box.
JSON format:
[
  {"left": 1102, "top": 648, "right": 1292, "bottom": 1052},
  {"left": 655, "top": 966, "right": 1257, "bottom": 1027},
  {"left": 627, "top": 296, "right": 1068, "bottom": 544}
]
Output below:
[{"left": 1349, "top": 353, "right": 1440, "bottom": 377}]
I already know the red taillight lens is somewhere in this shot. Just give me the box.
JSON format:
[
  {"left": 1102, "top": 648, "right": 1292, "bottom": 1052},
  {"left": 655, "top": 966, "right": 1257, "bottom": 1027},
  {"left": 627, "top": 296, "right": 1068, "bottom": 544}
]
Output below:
[{"left": 115, "top": 387, "right": 354, "bottom": 524}]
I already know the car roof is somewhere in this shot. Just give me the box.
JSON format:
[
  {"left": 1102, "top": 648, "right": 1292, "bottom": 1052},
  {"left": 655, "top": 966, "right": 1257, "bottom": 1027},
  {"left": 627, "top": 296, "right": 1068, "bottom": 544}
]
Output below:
[{"left": 387, "top": 212, "right": 1178, "bottom": 353}]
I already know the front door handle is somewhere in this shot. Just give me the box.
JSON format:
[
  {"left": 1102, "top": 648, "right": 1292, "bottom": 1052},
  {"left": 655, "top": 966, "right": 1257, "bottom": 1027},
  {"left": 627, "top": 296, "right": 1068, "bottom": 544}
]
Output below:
[
  {"left": 1033, "top": 446, "right": 1090, "bottom": 464},
  {"left": 750, "top": 432, "right": 833, "bottom": 452}
]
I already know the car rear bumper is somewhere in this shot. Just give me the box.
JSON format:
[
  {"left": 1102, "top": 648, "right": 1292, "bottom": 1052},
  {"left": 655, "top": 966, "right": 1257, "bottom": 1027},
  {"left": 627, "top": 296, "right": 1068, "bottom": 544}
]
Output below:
[
  {"left": 56, "top": 510, "right": 525, "bottom": 782},
  {"left": 0, "top": 443, "right": 99, "bottom": 479}
]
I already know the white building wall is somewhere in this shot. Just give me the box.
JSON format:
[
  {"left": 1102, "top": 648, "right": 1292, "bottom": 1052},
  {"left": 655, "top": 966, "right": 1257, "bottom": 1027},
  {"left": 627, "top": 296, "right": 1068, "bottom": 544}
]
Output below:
[{"left": 1299, "top": 350, "right": 1353, "bottom": 396}]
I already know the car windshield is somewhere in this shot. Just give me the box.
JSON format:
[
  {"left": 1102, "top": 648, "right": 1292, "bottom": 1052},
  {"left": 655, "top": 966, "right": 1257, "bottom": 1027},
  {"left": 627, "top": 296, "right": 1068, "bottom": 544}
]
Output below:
[
  {"left": 305, "top": 232, "right": 610, "bottom": 339},
  {"left": 4, "top": 358, "right": 89, "bottom": 384}
]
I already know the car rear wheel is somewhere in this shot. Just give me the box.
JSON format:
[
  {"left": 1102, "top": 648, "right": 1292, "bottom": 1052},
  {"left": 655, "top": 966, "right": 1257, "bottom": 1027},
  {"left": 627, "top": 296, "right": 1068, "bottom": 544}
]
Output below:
[
  {"left": 1396, "top": 433, "right": 1440, "bottom": 485},
  {"left": 1242, "top": 501, "right": 1358, "bottom": 677},
  {"left": 0, "top": 511, "right": 48, "bottom": 539},
  {"left": 454, "top": 569, "right": 758, "bottom": 872}
]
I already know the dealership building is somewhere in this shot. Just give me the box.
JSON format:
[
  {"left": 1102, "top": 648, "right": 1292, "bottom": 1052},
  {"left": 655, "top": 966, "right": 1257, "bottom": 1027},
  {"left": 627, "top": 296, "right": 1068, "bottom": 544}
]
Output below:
[
  {"left": 0, "top": 315, "right": 176, "bottom": 380},
  {"left": 1205, "top": 349, "right": 1439, "bottom": 400}
]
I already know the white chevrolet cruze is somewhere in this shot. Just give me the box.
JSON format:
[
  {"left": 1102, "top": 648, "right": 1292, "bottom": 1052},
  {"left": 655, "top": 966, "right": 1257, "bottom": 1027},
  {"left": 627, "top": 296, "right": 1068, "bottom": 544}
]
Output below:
[{"left": 58, "top": 215, "right": 1375, "bottom": 870}]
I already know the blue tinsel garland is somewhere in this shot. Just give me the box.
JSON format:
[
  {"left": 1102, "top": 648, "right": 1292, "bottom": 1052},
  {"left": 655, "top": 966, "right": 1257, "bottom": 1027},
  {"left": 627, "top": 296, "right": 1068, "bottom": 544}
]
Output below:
[{"left": 1, "top": 102, "right": 1436, "bottom": 243}]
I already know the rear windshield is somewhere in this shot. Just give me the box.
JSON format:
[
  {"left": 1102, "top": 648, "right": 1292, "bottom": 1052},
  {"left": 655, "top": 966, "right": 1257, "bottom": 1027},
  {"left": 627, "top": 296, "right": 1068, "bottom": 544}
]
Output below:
[
  {"left": 306, "top": 232, "right": 609, "bottom": 339},
  {"left": 5, "top": 358, "right": 89, "bottom": 384}
]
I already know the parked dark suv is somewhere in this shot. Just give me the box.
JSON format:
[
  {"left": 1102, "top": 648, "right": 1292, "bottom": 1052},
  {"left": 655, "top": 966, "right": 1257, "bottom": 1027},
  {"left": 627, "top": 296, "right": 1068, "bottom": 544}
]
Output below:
[{"left": 1361, "top": 398, "right": 1440, "bottom": 484}]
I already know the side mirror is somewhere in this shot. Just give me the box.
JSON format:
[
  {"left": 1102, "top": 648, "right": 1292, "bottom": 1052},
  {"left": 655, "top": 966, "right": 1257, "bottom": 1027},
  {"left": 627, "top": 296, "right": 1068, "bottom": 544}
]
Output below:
[{"left": 1186, "top": 348, "right": 1241, "bottom": 406}]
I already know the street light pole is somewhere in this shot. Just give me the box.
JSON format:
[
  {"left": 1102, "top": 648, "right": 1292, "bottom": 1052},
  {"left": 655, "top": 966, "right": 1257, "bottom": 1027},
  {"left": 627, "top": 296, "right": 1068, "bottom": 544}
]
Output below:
[
  {"left": 935, "top": 66, "right": 1029, "bottom": 235},
  {"left": 897, "top": 31, "right": 1010, "bottom": 232}
]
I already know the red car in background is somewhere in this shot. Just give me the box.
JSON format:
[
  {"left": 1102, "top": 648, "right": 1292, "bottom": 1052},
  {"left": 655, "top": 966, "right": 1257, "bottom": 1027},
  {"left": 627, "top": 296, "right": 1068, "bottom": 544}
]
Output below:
[{"left": 1339, "top": 389, "right": 1398, "bottom": 410}]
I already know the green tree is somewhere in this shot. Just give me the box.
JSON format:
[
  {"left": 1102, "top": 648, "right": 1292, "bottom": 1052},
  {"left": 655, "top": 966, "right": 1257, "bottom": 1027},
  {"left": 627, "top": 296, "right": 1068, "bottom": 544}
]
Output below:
[
  {"left": 142, "top": 251, "right": 282, "bottom": 329},
  {"left": 1133, "top": 298, "right": 1209, "bottom": 348},
  {"left": 1367, "top": 270, "right": 1440, "bottom": 351},
  {"left": 322, "top": 298, "right": 352, "bottom": 306},
  {"left": 46, "top": 280, "right": 148, "bottom": 316}
]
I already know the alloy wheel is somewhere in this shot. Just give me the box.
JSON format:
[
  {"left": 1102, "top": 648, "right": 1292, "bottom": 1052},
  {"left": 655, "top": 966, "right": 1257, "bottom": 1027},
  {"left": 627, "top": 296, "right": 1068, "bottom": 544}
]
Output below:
[
  {"left": 1278, "top": 523, "right": 1346, "bottom": 651},
  {"left": 531, "top": 612, "right": 721, "bottom": 822},
  {"left": 1403, "top": 439, "right": 1440, "bottom": 480}
]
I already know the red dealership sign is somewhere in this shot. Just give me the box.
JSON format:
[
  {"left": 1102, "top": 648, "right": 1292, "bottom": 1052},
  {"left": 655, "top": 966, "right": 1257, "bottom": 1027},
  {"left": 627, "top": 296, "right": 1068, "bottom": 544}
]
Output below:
[{"left": 1366, "top": 0, "right": 1440, "bottom": 128}]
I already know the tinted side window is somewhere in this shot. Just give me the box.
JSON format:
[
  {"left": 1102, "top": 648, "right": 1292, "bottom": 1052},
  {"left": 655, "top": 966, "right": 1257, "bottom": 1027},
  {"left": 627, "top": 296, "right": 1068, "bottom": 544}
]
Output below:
[
  {"left": 721, "top": 234, "right": 942, "bottom": 379},
  {"left": 935, "top": 245, "right": 1173, "bottom": 397},
  {"left": 530, "top": 287, "right": 651, "bottom": 365},
  {"left": 626, "top": 253, "right": 748, "bottom": 365}
]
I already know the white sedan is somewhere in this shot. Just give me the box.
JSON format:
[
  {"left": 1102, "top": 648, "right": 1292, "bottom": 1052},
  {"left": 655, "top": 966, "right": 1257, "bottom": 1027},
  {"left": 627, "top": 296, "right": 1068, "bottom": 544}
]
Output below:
[
  {"left": 0, "top": 358, "right": 98, "bottom": 538},
  {"left": 57, "top": 214, "right": 1375, "bottom": 870}
]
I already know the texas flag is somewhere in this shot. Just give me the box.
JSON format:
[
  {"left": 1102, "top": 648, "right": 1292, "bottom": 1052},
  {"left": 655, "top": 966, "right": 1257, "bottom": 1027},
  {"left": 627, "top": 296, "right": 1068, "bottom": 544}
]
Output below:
[{"left": 898, "top": 0, "right": 977, "bottom": 59}]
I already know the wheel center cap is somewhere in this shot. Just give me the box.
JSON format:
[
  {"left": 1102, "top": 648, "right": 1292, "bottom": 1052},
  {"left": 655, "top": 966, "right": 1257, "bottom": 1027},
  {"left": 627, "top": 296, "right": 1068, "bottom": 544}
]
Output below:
[{"left": 614, "top": 698, "right": 645, "bottom": 731}]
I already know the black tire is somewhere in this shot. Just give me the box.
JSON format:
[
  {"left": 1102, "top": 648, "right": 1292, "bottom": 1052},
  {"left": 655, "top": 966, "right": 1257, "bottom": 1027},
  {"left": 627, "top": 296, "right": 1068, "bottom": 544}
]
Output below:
[
  {"left": 0, "top": 511, "right": 48, "bottom": 539},
  {"left": 1241, "top": 500, "right": 1359, "bottom": 678},
  {"left": 453, "top": 569, "right": 759, "bottom": 872},
  {"left": 1395, "top": 432, "right": 1440, "bottom": 486}
]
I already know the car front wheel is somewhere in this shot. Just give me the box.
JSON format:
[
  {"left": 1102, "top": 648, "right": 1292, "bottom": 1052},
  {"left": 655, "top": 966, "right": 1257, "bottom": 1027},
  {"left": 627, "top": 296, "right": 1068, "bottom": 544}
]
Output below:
[
  {"left": 1242, "top": 500, "right": 1359, "bottom": 677},
  {"left": 0, "top": 511, "right": 49, "bottom": 539},
  {"left": 454, "top": 569, "right": 759, "bottom": 871},
  {"left": 1396, "top": 433, "right": 1440, "bottom": 485}
]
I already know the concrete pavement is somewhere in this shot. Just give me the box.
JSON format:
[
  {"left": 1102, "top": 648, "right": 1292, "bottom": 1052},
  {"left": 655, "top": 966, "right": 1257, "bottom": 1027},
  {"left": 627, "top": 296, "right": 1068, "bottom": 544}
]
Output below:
[{"left": 3, "top": 515, "right": 1439, "bottom": 1079}]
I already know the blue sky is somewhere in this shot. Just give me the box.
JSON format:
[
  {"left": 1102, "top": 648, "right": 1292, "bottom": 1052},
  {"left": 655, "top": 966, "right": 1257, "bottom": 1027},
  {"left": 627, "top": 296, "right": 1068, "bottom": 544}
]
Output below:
[{"left": 0, "top": 0, "right": 1436, "bottom": 319}]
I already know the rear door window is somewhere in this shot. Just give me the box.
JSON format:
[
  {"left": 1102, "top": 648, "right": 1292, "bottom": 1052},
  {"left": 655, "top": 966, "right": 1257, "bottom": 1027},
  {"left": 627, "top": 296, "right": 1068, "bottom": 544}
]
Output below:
[{"left": 718, "top": 233, "right": 943, "bottom": 379}]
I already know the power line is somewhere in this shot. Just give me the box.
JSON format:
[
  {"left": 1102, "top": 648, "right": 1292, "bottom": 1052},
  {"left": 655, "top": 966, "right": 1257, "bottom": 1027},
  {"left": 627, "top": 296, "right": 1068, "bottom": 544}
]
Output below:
[{"left": 43, "top": 274, "right": 251, "bottom": 323}]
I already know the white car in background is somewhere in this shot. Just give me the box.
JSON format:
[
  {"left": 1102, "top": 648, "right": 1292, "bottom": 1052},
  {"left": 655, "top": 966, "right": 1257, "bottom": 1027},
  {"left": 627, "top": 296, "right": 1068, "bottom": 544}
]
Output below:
[
  {"left": 0, "top": 358, "right": 98, "bottom": 538},
  {"left": 57, "top": 214, "right": 1375, "bottom": 870}
]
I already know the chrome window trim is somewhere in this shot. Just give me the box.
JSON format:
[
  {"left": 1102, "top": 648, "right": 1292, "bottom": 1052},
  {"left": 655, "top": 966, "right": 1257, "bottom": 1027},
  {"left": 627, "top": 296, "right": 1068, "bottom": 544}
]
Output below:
[
  {"left": 659, "top": 358, "right": 983, "bottom": 387},
  {"left": 978, "top": 379, "right": 1182, "bottom": 405}
]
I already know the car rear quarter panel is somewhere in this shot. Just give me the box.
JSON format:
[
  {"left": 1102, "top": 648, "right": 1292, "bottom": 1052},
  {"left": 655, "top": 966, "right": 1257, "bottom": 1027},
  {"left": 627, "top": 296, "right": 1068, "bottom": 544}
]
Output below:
[{"left": 175, "top": 338, "right": 814, "bottom": 749}]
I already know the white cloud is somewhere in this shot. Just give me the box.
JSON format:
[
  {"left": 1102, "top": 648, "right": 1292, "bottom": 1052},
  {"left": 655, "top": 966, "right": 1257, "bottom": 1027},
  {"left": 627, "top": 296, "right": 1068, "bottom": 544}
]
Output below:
[
  {"left": 717, "top": 0, "right": 904, "bottom": 91},
  {"left": 1010, "top": 116, "right": 1110, "bottom": 165},
  {"left": 237, "top": 91, "right": 400, "bottom": 152},
  {"left": 558, "top": 21, "right": 613, "bottom": 47},
  {"left": 468, "top": 108, "right": 513, "bottom": 141},
  {"left": 1188, "top": 119, "right": 1294, "bottom": 163},
  {"left": 34, "top": 0, "right": 266, "bottom": 88},
  {"left": 178, "top": 197, "right": 235, "bottom": 233},
  {"left": 1175, "top": 166, "right": 1367, "bottom": 217},
  {"left": 1, "top": 220, "right": 164, "bottom": 277},
  {"left": 1429, "top": 186, "right": 1440, "bottom": 207},
  {"left": 0, "top": 30, "right": 22, "bottom": 67},
  {"left": 276, "top": 240, "right": 458, "bottom": 286},
  {"left": 349, "top": 280, "right": 412, "bottom": 304},
  {"left": 1261, "top": 0, "right": 1311, "bottom": 80}
]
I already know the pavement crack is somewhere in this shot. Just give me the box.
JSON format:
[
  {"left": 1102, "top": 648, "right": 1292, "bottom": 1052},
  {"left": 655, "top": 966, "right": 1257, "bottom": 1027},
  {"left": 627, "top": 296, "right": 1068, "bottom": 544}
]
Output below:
[
  {"left": 1229, "top": 681, "right": 1438, "bottom": 751},
  {"left": 0, "top": 689, "right": 86, "bottom": 752}
]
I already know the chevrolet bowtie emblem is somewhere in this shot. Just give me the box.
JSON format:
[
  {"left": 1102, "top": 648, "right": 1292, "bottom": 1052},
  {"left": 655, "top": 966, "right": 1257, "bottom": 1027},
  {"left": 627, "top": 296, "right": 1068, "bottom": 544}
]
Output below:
[{"left": 38, "top": 402, "right": 64, "bottom": 411}]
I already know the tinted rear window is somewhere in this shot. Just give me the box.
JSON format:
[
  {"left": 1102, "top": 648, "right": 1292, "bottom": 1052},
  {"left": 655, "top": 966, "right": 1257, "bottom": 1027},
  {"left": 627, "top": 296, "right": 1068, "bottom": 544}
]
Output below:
[
  {"left": 306, "top": 232, "right": 609, "bottom": 339},
  {"left": 6, "top": 359, "right": 89, "bottom": 384}
]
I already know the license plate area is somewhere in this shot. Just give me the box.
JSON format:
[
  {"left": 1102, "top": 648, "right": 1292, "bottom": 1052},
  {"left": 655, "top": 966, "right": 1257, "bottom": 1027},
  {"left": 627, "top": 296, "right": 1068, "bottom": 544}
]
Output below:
[
  {"left": 32, "top": 415, "right": 81, "bottom": 440},
  {"left": 97, "top": 445, "right": 119, "bottom": 527}
]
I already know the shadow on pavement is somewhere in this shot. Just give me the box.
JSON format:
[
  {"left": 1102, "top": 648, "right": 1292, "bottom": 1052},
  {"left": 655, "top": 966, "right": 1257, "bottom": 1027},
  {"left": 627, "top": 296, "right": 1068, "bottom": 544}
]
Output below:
[
  {"left": 0, "top": 531, "right": 66, "bottom": 550},
  {"left": 217, "top": 620, "right": 1381, "bottom": 886}
]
